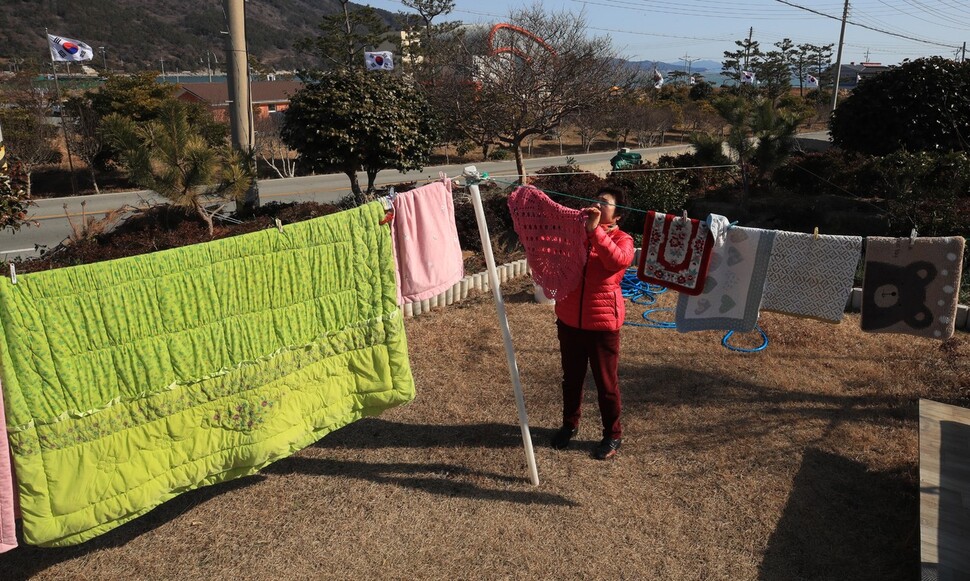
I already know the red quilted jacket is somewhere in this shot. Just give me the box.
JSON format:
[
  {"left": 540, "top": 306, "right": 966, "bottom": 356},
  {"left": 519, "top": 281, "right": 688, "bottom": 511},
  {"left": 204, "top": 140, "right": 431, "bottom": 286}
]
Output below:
[{"left": 554, "top": 225, "right": 635, "bottom": 331}]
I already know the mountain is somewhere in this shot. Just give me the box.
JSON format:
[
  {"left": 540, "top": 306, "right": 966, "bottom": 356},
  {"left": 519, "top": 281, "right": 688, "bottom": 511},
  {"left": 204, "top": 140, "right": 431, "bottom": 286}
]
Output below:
[
  {"left": 0, "top": 0, "right": 399, "bottom": 73},
  {"left": 629, "top": 59, "right": 724, "bottom": 74}
]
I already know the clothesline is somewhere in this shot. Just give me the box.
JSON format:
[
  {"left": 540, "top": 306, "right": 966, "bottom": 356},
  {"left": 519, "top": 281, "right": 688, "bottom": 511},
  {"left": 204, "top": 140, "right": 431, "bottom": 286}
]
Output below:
[
  {"left": 486, "top": 176, "right": 653, "bottom": 215},
  {"left": 485, "top": 164, "right": 739, "bottom": 179}
]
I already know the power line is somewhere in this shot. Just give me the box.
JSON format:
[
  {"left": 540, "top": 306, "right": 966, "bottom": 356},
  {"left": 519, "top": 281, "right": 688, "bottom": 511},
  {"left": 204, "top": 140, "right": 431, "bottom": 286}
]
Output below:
[{"left": 773, "top": 0, "right": 961, "bottom": 49}]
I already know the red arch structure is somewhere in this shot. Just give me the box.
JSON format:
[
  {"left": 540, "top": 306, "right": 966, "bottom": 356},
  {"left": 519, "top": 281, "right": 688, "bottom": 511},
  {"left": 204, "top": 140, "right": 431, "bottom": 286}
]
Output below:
[{"left": 486, "top": 23, "right": 558, "bottom": 62}]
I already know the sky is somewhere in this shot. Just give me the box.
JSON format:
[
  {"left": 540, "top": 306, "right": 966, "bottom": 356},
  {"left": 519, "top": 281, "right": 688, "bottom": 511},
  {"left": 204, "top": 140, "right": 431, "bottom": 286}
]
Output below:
[{"left": 364, "top": 0, "right": 969, "bottom": 67}]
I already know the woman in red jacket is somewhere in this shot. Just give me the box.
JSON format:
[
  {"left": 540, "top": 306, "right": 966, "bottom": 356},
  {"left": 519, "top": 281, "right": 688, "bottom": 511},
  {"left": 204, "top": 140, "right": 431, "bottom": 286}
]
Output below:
[{"left": 550, "top": 187, "right": 635, "bottom": 460}]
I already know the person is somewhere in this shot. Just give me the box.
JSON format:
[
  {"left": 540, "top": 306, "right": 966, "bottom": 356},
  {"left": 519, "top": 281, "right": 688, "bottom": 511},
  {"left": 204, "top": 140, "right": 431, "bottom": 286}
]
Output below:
[{"left": 550, "top": 187, "right": 635, "bottom": 460}]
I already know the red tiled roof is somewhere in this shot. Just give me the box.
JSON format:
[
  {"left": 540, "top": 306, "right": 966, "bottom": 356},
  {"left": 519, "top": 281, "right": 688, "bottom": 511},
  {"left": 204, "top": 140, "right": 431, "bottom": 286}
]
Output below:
[{"left": 175, "top": 80, "right": 303, "bottom": 106}]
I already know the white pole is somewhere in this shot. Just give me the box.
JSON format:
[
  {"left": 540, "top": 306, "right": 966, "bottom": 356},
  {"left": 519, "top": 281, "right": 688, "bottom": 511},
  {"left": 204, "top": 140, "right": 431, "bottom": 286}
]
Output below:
[{"left": 464, "top": 166, "right": 539, "bottom": 486}]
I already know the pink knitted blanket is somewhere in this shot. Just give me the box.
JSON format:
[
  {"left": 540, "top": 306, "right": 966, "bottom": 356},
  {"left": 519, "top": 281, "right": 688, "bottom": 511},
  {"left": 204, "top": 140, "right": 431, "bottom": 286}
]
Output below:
[
  {"left": 0, "top": 379, "right": 16, "bottom": 553},
  {"left": 508, "top": 185, "right": 588, "bottom": 300}
]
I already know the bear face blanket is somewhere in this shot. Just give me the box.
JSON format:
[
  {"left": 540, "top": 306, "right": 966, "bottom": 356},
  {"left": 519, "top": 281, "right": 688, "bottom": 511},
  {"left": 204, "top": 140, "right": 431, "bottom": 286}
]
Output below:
[
  {"left": 0, "top": 202, "right": 415, "bottom": 546},
  {"left": 861, "top": 236, "right": 965, "bottom": 340}
]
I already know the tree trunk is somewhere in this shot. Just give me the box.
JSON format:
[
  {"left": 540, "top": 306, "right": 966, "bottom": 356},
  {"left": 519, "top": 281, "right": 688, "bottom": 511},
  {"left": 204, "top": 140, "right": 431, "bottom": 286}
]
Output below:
[
  {"left": 24, "top": 171, "right": 32, "bottom": 197},
  {"left": 513, "top": 140, "right": 526, "bottom": 185},
  {"left": 345, "top": 170, "right": 362, "bottom": 203},
  {"left": 366, "top": 169, "right": 378, "bottom": 197},
  {"left": 195, "top": 200, "right": 215, "bottom": 237},
  {"left": 89, "top": 167, "right": 100, "bottom": 195},
  {"left": 558, "top": 136, "right": 563, "bottom": 156}
]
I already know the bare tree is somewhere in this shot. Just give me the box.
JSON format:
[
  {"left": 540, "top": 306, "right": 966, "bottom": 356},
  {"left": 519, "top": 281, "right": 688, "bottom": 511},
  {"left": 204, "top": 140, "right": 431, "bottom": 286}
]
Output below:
[
  {"left": 572, "top": 105, "right": 613, "bottom": 153},
  {"left": 64, "top": 94, "right": 104, "bottom": 194},
  {"left": 437, "top": 5, "right": 636, "bottom": 182},
  {"left": 254, "top": 114, "right": 298, "bottom": 179},
  {"left": 0, "top": 72, "right": 59, "bottom": 196}
]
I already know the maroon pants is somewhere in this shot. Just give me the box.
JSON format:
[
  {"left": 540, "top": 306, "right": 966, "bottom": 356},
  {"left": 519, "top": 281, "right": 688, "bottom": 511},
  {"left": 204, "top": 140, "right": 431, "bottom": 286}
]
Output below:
[{"left": 557, "top": 320, "right": 622, "bottom": 440}]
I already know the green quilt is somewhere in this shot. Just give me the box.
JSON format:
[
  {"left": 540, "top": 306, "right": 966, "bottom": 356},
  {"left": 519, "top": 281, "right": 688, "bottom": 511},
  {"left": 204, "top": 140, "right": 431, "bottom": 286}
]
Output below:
[{"left": 0, "top": 202, "right": 415, "bottom": 546}]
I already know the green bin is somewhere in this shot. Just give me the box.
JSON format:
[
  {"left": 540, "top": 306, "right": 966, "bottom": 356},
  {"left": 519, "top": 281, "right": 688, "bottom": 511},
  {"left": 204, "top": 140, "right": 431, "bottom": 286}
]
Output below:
[{"left": 610, "top": 149, "right": 642, "bottom": 171}]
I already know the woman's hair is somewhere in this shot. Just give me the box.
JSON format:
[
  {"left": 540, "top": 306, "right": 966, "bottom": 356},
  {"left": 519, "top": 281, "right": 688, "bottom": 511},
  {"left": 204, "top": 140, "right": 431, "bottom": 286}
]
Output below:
[{"left": 596, "top": 186, "right": 626, "bottom": 223}]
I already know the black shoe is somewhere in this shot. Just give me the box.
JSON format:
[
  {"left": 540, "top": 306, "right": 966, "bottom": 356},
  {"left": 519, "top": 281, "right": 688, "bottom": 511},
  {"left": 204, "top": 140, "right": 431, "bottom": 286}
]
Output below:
[
  {"left": 594, "top": 437, "right": 622, "bottom": 460},
  {"left": 551, "top": 425, "right": 578, "bottom": 450}
]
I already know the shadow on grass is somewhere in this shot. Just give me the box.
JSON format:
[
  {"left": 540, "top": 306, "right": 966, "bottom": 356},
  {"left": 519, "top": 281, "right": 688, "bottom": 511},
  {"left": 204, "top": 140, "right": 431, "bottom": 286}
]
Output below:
[
  {"left": 2, "top": 475, "right": 265, "bottom": 581},
  {"left": 286, "top": 419, "right": 576, "bottom": 505},
  {"left": 618, "top": 363, "right": 917, "bottom": 452},
  {"left": 758, "top": 448, "right": 918, "bottom": 581},
  {"left": 311, "top": 418, "right": 532, "bottom": 450},
  {"left": 265, "top": 455, "right": 576, "bottom": 508}
]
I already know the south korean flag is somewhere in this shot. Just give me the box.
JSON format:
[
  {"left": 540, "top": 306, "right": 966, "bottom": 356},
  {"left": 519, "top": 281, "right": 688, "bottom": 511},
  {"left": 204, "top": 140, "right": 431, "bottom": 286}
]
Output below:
[{"left": 365, "top": 51, "right": 394, "bottom": 71}]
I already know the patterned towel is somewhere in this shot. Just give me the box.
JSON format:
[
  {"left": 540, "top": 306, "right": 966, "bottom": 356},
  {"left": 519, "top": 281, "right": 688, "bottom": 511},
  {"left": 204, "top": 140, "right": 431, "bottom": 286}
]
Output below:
[
  {"left": 676, "top": 226, "right": 776, "bottom": 332},
  {"left": 0, "top": 379, "right": 16, "bottom": 554},
  {"left": 762, "top": 231, "right": 863, "bottom": 323},
  {"left": 861, "top": 236, "right": 965, "bottom": 340},
  {"left": 508, "top": 185, "right": 588, "bottom": 300},
  {"left": 391, "top": 179, "right": 464, "bottom": 305},
  {"left": 637, "top": 211, "right": 714, "bottom": 295}
]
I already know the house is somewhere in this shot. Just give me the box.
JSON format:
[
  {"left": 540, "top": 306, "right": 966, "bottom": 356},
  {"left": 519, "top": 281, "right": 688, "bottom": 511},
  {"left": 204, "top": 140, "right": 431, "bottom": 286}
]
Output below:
[
  {"left": 839, "top": 62, "right": 891, "bottom": 88},
  {"left": 174, "top": 80, "right": 303, "bottom": 122}
]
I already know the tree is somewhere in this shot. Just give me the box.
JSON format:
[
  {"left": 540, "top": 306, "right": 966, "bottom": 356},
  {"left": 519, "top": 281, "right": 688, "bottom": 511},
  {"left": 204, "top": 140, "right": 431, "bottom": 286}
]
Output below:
[
  {"left": 280, "top": 69, "right": 438, "bottom": 199},
  {"left": 254, "top": 114, "right": 298, "bottom": 179},
  {"left": 397, "top": 0, "right": 462, "bottom": 81},
  {"left": 722, "top": 34, "right": 762, "bottom": 86},
  {"left": 63, "top": 94, "right": 105, "bottom": 194},
  {"left": 756, "top": 49, "right": 792, "bottom": 100},
  {"left": 0, "top": 145, "right": 34, "bottom": 232},
  {"left": 830, "top": 57, "right": 970, "bottom": 155},
  {"left": 89, "top": 72, "right": 228, "bottom": 169},
  {"left": 0, "top": 72, "right": 59, "bottom": 196},
  {"left": 713, "top": 95, "right": 809, "bottom": 194},
  {"left": 437, "top": 7, "right": 636, "bottom": 181},
  {"left": 297, "top": 0, "right": 391, "bottom": 73},
  {"left": 102, "top": 100, "right": 253, "bottom": 236},
  {"left": 799, "top": 43, "right": 834, "bottom": 101}
]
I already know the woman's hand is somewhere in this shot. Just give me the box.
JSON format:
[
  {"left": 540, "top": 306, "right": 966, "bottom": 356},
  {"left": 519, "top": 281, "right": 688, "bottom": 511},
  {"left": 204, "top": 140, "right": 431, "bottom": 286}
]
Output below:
[{"left": 584, "top": 206, "right": 601, "bottom": 232}]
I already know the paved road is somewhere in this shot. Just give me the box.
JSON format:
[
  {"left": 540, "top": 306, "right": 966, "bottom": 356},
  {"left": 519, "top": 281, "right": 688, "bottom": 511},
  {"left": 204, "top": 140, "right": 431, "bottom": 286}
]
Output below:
[{"left": 0, "top": 132, "right": 829, "bottom": 259}]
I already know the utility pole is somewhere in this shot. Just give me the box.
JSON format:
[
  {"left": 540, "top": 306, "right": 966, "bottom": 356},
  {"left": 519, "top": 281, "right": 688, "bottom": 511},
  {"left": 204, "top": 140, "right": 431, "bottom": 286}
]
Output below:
[
  {"left": 99, "top": 46, "right": 107, "bottom": 72},
  {"left": 224, "top": 0, "right": 259, "bottom": 211},
  {"left": 963, "top": 41, "right": 966, "bottom": 63},
  {"left": 680, "top": 53, "right": 699, "bottom": 84},
  {"left": 831, "top": 0, "right": 850, "bottom": 111}
]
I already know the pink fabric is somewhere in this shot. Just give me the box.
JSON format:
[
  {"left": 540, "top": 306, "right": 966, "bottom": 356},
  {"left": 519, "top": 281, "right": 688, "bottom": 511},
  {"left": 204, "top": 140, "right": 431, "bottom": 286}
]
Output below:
[
  {"left": 508, "top": 185, "right": 588, "bottom": 300},
  {"left": 391, "top": 180, "right": 464, "bottom": 304},
  {"left": 0, "top": 379, "right": 17, "bottom": 553}
]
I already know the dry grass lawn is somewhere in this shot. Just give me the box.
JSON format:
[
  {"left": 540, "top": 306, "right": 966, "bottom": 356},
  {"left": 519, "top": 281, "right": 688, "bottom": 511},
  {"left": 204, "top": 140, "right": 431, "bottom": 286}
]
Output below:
[{"left": 4, "top": 277, "right": 969, "bottom": 580}]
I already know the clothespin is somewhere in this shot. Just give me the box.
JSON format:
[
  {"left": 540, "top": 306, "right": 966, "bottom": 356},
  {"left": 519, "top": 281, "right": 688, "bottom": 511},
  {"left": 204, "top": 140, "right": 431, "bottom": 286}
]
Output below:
[
  {"left": 379, "top": 209, "right": 394, "bottom": 225},
  {"left": 9, "top": 263, "right": 16, "bottom": 285},
  {"left": 909, "top": 227, "right": 918, "bottom": 247},
  {"left": 275, "top": 218, "right": 284, "bottom": 233},
  {"left": 682, "top": 209, "right": 689, "bottom": 222},
  {"left": 813, "top": 226, "right": 819, "bottom": 240}
]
